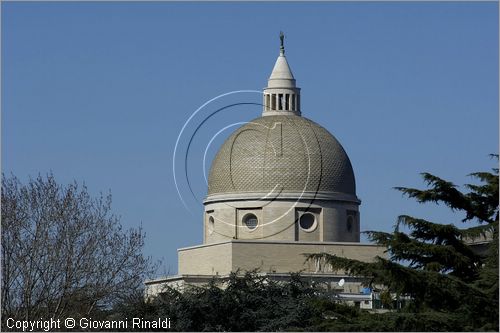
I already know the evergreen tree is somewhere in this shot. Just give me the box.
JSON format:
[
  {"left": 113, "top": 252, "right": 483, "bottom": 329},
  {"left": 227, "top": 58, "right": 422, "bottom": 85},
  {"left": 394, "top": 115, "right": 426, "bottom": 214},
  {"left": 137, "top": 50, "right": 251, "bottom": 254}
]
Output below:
[{"left": 308, "top": 156, "right": 499, "bottom": 331}]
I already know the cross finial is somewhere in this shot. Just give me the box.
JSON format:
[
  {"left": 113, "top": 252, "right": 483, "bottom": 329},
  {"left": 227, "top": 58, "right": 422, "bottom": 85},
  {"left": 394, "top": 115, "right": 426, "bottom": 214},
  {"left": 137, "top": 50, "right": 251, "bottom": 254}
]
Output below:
[{"left": 279, "top": 31, "right": 285, "bottom": 55}]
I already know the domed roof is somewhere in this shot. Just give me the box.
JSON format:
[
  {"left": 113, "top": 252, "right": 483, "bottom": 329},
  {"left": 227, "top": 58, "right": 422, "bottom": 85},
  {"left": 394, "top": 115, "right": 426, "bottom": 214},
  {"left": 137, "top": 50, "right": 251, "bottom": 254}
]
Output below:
[{"left": 207, "top": 115, "right": 357, "bottom": 200}]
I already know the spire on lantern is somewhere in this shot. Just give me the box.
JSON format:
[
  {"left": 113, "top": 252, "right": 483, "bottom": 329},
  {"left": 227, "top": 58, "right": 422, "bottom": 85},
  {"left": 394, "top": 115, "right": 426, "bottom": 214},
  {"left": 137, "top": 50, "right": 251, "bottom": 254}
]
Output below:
[{"left": 262, "top": 32, "right": 301, "bottom": 116}]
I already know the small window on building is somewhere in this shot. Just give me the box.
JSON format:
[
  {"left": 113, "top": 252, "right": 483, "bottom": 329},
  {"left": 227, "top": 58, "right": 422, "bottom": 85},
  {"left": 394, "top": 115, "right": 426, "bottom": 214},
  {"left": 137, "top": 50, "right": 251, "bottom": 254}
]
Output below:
[
  {"left": 299, "top": 213, "right": 317, "bottom": 232},
  {"left": 265, "top": 94, "right": 270, "bottom": 111},
  {"left": 243, "top": 213, "right": 258, "bottom": 230},
  {"left": 347, "top": 215, "right": 354, "bottom": 232},
  {"left": 208, "top": 216, "right": 215, "bottom": 235},
  {"left": 285, "top": 94, "right": 290, "bottom": 110},
  {"left": 271, "top": 94, "right": 276, "bottom": 110},
  {"left": 291, "top": 94, "right": 296, "bottom": 110}
]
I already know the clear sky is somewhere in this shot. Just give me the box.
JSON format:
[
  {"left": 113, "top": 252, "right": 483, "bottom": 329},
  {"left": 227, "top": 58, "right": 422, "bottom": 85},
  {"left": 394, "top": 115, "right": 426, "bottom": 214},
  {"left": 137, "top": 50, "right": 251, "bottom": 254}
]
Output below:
[{"left": 3, "top": 2, "right": 498, "bottom": 276}]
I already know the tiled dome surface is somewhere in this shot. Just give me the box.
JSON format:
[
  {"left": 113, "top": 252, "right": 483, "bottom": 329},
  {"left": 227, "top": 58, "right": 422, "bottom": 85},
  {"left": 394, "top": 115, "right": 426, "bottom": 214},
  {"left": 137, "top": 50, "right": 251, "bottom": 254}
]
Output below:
[{"left": 207, "top": 115, "right": 356, "bottom": 197}]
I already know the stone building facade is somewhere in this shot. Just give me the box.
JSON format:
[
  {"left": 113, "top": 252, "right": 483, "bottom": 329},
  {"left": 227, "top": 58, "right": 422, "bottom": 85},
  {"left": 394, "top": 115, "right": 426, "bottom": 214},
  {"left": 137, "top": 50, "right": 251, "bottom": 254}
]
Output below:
[{"left": 146, "top": 36, "right": 386, "bottom": 307}]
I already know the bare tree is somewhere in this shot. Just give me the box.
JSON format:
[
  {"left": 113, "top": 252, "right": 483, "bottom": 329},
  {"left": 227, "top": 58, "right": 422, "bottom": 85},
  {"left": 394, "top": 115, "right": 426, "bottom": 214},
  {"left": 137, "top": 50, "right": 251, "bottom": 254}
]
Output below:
[{"left": 1, "top": 173, "right": 155, "bottom": 325}]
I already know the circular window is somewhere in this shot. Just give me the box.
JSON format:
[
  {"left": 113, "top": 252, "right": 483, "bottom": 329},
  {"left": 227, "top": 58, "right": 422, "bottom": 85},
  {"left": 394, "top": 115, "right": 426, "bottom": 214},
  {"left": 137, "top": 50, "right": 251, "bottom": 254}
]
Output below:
[
  {"left": 347, "top": 216, "right": 354, "bottom": 232},
  {"left": 299, "top": 213, "right": 316, "bottom": 231},
  {"left": 243, "top": 213, "right": 258, "bottom": 230},
  {"left": 208, "top": 216, "right": 215, "bottom": 234}
]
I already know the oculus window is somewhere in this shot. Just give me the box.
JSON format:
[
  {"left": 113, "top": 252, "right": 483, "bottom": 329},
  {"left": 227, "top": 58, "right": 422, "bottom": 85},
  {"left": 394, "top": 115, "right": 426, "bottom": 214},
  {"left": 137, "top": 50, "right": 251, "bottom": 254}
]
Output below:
[
  {"left": 299, "top": 213, "right": 316, "bottom": 232},
  {"left": 243, "top": 213, "right": 258, "bottom": 230}
]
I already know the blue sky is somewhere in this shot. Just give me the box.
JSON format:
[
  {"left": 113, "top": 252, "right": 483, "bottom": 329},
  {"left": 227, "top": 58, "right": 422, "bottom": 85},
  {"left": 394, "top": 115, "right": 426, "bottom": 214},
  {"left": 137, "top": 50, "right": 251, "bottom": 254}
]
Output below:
[{"left": 2, "top": 2, "right": 498, "bottom": 275}]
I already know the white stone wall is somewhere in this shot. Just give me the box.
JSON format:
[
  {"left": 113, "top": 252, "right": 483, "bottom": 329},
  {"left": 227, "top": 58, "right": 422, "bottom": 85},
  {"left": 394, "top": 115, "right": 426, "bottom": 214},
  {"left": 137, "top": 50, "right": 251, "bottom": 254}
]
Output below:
[
  {"left": 178, "top": 242, "right": 232, "bottom": 276},
  {"left": 177, "top": 240, "right": 386, "bottom": 276},
  {"left": 204, "top": 199, "right": 360, "bottom": 243}
]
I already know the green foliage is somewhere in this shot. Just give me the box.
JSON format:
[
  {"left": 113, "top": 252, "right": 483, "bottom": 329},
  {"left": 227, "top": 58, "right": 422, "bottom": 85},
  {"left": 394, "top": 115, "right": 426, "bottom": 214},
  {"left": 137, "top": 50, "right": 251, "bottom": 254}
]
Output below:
[
  {"left": 109, "top": 158, "right": 498, "bottom": 331},
  {"left": 154, "top": 271, "right": 321, "bottom": 331},
  {"left": 111, "top": 271, "right": 326, "bottom": 331},
  {"left": 379, "top": 290, "right": 393, "bottom": 309},
  {"left": 307, "top": 158, "right": 499, "bottom": 331},
  {"left": 116, "top": 272, "right": 443, "bottom": 332},
  {"left": 112, "top": 272, "right": 494, "bottom": 332}
]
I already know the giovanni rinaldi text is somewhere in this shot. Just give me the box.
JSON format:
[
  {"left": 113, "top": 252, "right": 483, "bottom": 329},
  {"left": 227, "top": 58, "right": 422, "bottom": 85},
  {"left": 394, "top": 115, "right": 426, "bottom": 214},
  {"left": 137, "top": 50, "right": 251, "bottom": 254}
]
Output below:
[{"left": 6, "top": 317, "right": 172, "bottom": 331}]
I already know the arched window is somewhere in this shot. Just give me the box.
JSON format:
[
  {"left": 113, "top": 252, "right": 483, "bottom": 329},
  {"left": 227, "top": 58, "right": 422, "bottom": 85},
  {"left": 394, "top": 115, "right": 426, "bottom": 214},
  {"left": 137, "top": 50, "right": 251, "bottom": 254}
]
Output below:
[
  {"left": 271, "top": 94, "right": 276, "bottom": 110},
  {"left": 347, "top": 215, "right": 354, "bottom": 232},
  {"left": 208, "top": 216, "right": 215, "bottom": 234}
]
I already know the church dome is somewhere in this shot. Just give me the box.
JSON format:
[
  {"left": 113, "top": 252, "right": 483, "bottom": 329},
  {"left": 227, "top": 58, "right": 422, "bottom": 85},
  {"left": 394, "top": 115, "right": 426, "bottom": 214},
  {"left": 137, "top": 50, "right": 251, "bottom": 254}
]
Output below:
[
  {"left": 206, "top": 33, "right": 357, "bottom": 203},
  {"left": 207, "top": 114, "right": 356, "bottom": 198}
]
